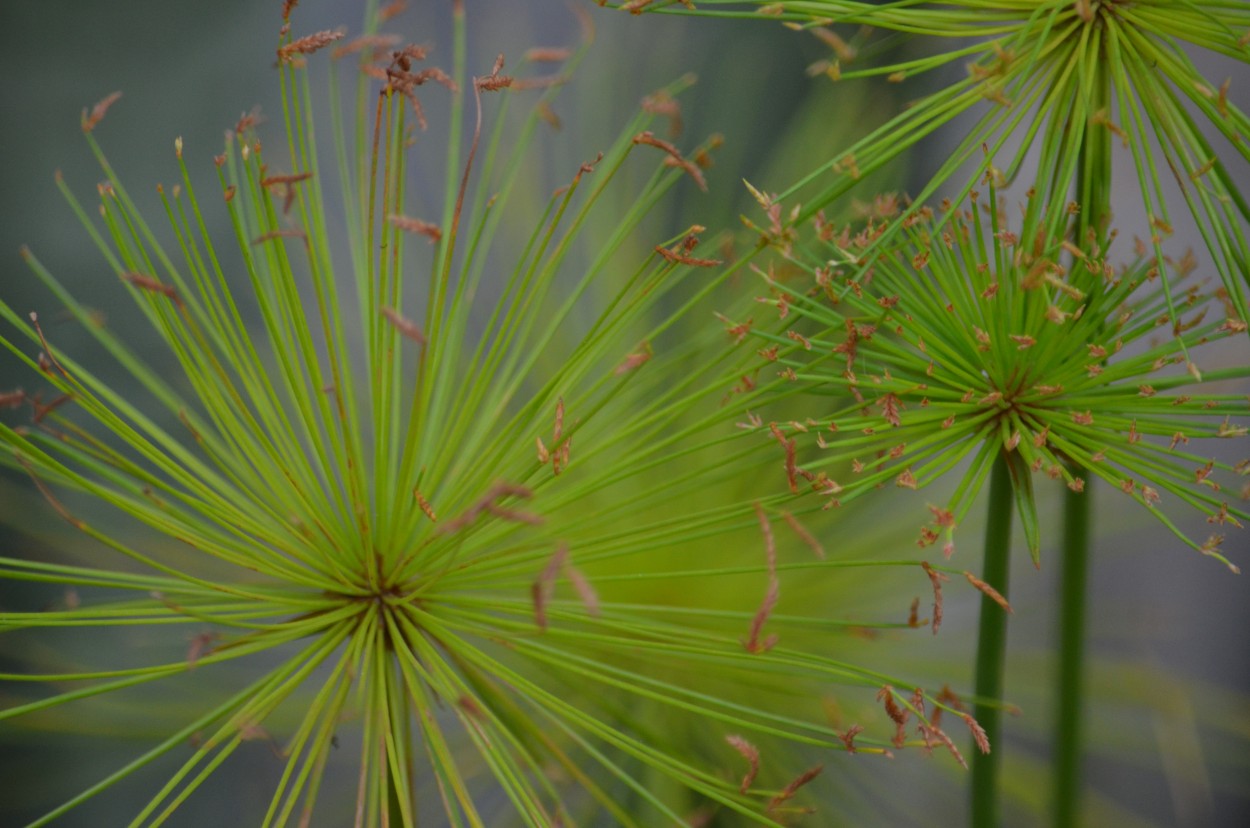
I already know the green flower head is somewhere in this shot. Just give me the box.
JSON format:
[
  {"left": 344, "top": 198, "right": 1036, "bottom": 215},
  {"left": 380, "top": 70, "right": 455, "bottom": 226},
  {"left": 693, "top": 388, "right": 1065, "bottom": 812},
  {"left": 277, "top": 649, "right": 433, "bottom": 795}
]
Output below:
[
  {"left": 0, "top": 3, "right": 981, "bottom": 825},
  {"left": 740, "top": 181, "right": 1249, "bottom": 569}
]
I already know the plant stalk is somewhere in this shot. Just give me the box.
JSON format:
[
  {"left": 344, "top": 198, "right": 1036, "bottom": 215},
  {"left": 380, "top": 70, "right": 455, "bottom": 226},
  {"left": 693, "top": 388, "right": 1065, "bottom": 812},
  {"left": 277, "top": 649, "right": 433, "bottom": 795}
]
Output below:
[
  {"left": 1054, "top": 475, "right": 1091, "bottom": 826},
  {"left": 971, "top": 452, "right": 1014, "bottom": 828},
  {"left": 1052, "top": 44, "right": 1109, "bottom": 827}
]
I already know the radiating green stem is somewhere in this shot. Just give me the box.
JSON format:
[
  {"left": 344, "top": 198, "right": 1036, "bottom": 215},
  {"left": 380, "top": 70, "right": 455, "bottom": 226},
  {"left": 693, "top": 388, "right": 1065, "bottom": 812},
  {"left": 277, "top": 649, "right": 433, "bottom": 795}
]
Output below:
[
  {"left": 387, "top": 656, "right": 416, "bottom": 828},
  {"left": 971, "top": 453, "right": 1013, "bottom": 828},
  {"left": 1054, "top": 474, "right": 1091, "bottom": 827}
]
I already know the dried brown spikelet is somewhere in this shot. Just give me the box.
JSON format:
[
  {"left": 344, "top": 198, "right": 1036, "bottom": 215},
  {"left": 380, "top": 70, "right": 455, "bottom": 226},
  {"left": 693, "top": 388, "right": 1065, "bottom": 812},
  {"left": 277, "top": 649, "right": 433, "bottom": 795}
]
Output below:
[
  {"left": 251, "top": 229, "right": 308, "bottom": 246},
  {"left": 438, "top": 481, "right": 539, "bottom": 535},
  {"left": 962, "top": 713, "right": 991, "bottom": 754},
  {"left": 768, "top": 764, "right": 824, "bottom": 810},
  {"left": 632, "top": 131, "right": 707, "bottom": 191},
  {"left": 877, "top": 686, "right": 907, "bottom": 725},
  {"left": 780, "top": 510, "right": 825, "bottom": 558},
  {"left": 563, "top": 561, "right": 600, "bottom": 619},
  {"left": 921, "top": 561, "right": 948, "bottom": 635},
  {"left": 387, "top": 214, "right": 442, "bottom": 244},
  {"left": 964, "top": 571, "right": 1012, "bottom": 613},
  {"left": 475, "top": 53, "right": 513, "bottom": 92},
  {"left": 122, "top": 272, "right": 182, "bottom": 308},
  {"left": 331, "top": 34, "right": 402, "bottom": 61},
  {"left": 743, "top": 503, "right": 780, "bottom": 654},
  {"left": 532, "top": 544, "right": 568, "bottom": 631},
  {"left": 82, "top": 91, "right": 122, "bottom": 133},
  {"left": 724, "top": 735, "right": 760, "bottom": 793},
  {"left": 524, "top": 47, "right": 572, "bottom": 63},
  {"left": 614, "top": 342, "right": 652, "bottom": 375},
  {"left": 278, "top": 29, "right": 346, "bottom": 64},
  {"left": 377, "top": 0, "right": 406, "bottom": 22},
  {"left": 0, "top": 389, "right": 27, "bottom": 410},
  {"left": 380, "top": 307, "right": 427, "bottom": 345},
  {"left": 413, "top": 489, "right": 437, "bottom": 522},
  {"left": 654, "top": 245, "right": 722, "bottom": 267},
  {"left": 641, "top": 88, "right": 683, "bottom": 137}
]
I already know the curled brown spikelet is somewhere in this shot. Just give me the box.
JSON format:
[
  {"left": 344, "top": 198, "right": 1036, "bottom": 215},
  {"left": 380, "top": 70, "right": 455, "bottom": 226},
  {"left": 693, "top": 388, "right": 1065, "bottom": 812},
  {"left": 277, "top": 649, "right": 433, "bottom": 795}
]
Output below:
[
  {"left": 234, "top": 106, "right": 264, "bottom": 135},
  {"left": 413, "top": 489, "right": 437, "bottom": 522},
  {"left": 614, "top": 342, "right": 652, "bottom": 375},
  {"left": 921, "top": 561, "right": 948, "bottom": 635},
  {"left": 781, "top": 510, "right": 825, "bottom": 559},
  {"left": 906, "top": 596, "right": 922, "bottom": 628},
  {"left": 332, "top": 34, "right": 402, "bottom": 61},
  {"left": 281, "top": 0, "right": 299, "bottom": 22},
  {"left": 388, "top": 213, "right": 442, "bottom": 243},
  {"left": 260, "top": 172, "right": 313, "bottom": 188},
  {"left": 725, "top": 735, "right": 760, "bottom": 793},
  {"left": 642, "top": 88, "right": 683, "bottom": 137},
  {"left": 186, "top": 631, "right": 222, "bottom": 669},
  {"left": 632, "top": 131, "right": 707, "bottom": 191},
  {"left": 82, "top": 91, "right": 122, "bottom": 133},
  {"left": 654, "top": 245, "right": 722, "bottom": 268},
  {"left": 964, "top": 570, "right": 1012, "bottom": 614},
  {"left": 532, "top": 544, "right": 568, "bottom": 632},
  {"left": 962, "top": 713, "right": 991, "bottom": 755},
  {"left": 837, "top": 724, "right": 864, "bottom": 754},
  {"left": 475, "top": 54, "right": 513, "bottom": 92},
  {"left": 768, "top": 764, "right": 823, "bottom": 810},
  {"left": 122, "top": 273, "right": 182, "bottom": 308},
  {"left": 0, "top": 389, "right": 27, "bottom": 410},
  {"left": 377, "top": 0, "right": 406, "bottom": 21},
  {"left": 933, "top": 687, "right": 964, "bottom": 730},
  {"left": 919, "top": 723, "right": 967, "bottom": 768},
  {"left": 549, "top": 398, "right": 571, "bottom": 476},
  {"left": 877, "top": 686, "right": 907, "bottom": 726},
  {"left": 32, "top": 393, "right": 75, "bottom": 424},
  {"left": 438, "top": 481, "right": 539, "bottom": 535},
  {"left": 743, "top": 503, "right": 780, "bottom": 653},
  {"left": 381, "top": 306, "right": 428, "bottom": 345},
  {"left": 252, "top": 229, "right": 308, "bottom": 246},
  {"left": 278, "top": 29, "right": 345, "bottom": 64},
  {"left": 563, "top": 560, "right": 601, "bottom": 619},
  {"left": 780, "top": 435, "right": 800, "bottom": 492},
  {"left": 877, "top": 685, "right": 910, "bottom": 748},
  {"left": 524, "top": 47, "right": 572, "bottom": 63}
]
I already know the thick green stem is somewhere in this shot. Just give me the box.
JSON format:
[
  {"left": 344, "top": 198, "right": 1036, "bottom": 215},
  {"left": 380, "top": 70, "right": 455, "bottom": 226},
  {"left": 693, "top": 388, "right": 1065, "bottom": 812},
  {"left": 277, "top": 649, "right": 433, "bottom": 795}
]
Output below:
[
  {"left": 971, "top": 453, "right": 1014, "bottom": 828},
  {"left": 1054, "top": 477, "right": 1091, "bottom": 826},
  {"left": 1052, "top": 46, "right": 1109, "bottom": 827}
]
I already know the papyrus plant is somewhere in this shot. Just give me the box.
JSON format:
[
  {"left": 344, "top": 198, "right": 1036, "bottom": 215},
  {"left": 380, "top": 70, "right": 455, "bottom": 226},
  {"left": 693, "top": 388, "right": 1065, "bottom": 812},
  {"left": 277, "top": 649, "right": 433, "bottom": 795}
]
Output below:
[
  {"left": 610, "top": 2, "right": 1250, "bottom": 824},
  {"left": 0, "top": 2, "right": 988, "bottom": 825}
]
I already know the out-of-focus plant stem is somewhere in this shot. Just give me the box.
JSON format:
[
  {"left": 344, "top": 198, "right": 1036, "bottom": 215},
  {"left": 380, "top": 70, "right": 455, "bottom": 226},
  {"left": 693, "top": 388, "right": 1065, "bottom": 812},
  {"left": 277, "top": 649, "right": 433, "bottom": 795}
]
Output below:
[
  {"left": 1053, "top": 64, "right": 1110, "bottom": 828},
  {"left": 971, "top": 453, "right": 1013, "bottom": 828}
]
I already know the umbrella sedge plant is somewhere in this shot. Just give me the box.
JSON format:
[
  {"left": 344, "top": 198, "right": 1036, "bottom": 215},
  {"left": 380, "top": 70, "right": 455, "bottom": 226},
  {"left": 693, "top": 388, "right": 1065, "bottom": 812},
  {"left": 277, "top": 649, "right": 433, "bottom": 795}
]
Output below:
[
  {"left": 610, "top": 2, "right": 1250, "bottom": 824},
  {"left": 733, "top": 179, "right": 1249, "bottom": 824},
  {"left": 0, "top": 1, "right": 983, "bottom": 825}
]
